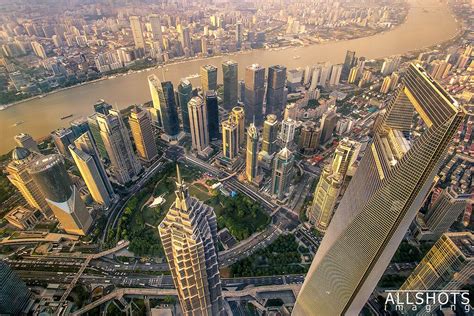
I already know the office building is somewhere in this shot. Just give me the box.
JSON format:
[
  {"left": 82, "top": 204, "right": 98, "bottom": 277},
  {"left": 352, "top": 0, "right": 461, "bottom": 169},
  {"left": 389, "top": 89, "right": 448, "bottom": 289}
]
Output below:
[
  {"left": 129, "top": 106, "right": 158, "bottom": 162},
  {"left": 51, "top": 128, "right": 75, "bottom": 157},
  {"left": 298, "top": 121, "right": 320, "bottom": 155},
  {"left": 159, "top": 166, "right": 223, "bottom": 315},
  {"left": 188, "top": 96, "right": 210, "bottom": 154},
  {"left": 415, "top": 186, "right": 470, "bottom": 241},
  {"left": 222, "top": 60, "right": 238, "bottom": 109},
  {"left": 149, "top": 14, "right": 163, "bottom": 44},
  {"left": 96, "top": 110, "right": 142, "bottom": 184},
  {"left": 310, "top": 138, "right": 360, "bottom": 231},
  {"left": 177, "top": 79, "right": 193, "bottom": 133},
  {"left": 319, "top": 108, "right": 338, "bottom": 144},
  {"left": 329, "top": 64, "right": 343, "bottom": 86},
  {"left": 6, "top": 147, "right": 52, "bottom": 218},
  {"left": 5, "top": 206, "right": 43, "bottom": 230},
  {"left": 205, "top": 91, "right": 219, "bottom": 141},
  {"left": 200, "top": 64, "right": 218, "bottom": 92},
  {"left": 14, "top": 133, "right": 39, "bottom": 153},
  {"left": 0, "top": 261, "right": 32, "bottom": 315},
  {"left": 148, "top": 74, "right": 181, "bottom": 138},
  {"left": 342, "top": 50, "right": 356, "bottom": 81},
  {"left": 130, "top": 16, "right": 145, "bottom": 50},
  {"left": 93, "top": 99, "right": 112, "bottom": 115},
  {"left": 87, "top": 114, "right": 109, "bottom": 160},
  {"left": 266, "top": 65, "right": 287, "bottom": 117},
  {"left": 222, "top": 119, "right": 239, "bottom": 160},
  {"left": 294, "top": 64, "right": 465, "bottom": 315},
  {"left": 29, "top": 155, "right": 93, "bottom": 236},
  {"left": 244, "top": 64, "right": 265, "bottom": 125},
  {"left": 262, "top": 114, "right": 279, "bottom": 156},
  {"left": 230, "top": 106, "right": 245, "bottom": 146},
  {"left": 245, "top": 123, "right": 259, "bottom": 182},
  {"left": 70, "top": 118, "right": 90, "bottom": 138},
  {"left": 271, "top": 147, "right": 294, "bottom": 201},
  {"left": 399, "top": 232, "right": 473, "bottom": 315},
  {"left": 72, "top": 132, "right": 113, "bottom": 206}
]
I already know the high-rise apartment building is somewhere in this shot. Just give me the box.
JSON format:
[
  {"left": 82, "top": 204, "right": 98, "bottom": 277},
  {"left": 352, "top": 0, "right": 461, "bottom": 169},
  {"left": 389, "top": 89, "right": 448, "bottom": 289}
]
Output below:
[
  {"left": 245, "top": 123, "right": 259, "bottom": 182},
  {"left": 71, "top": 132, "right": 113, "bottom": 207},
  {"left": 266, "top": 65, "right": 287, "bottom": 117},
  {"left": 130, "top": 16, "right": 145, "bottom": 50},
  {"left": 29, "top": 155, "right": 93, "bottom": 236},
  {"left": 380, "top": 76, "right": 392, "bottom": 94},
  {"left": 14, "top": 133, "right": 39, "bottom": 153},
  {"left": 129, "top": 106, "right": 158, "bottom": 162},
  {"left": 188, "top": 96, "right": 210, "bottom": 154},
  {"left": 262, "top": 114, "right": 279, "bottom": 156},
  {"left": 177, "top": 79, "right": 193, "bottom": 133},
  {"left": 399, "top": 232, "right": 473, "bottom": 315},
  {"left": 342, "top": 50, "right": 356, "bottom": 81},
  {"left": 149, "top": 14, "right": 163, "bottom": 44},
  {"left": 222, "top": 119, "right": 239, "bottom": 160},
  {"left": 329, "top": 64, "right": 343, "bottom": 86},
  {"left": 280, "top": 118, "right": 296, "bottom": 145},
  {"left": 0, "top": 261, "right": 32, "bottom": 315},
  {"left": 244, "top": 64, "right": 265, "bottom": 125},
  {"left": 148, "top": 74, "right": 181, "bottom": 138},
  {"left": 222, "top": 60, "right": 238, "bottom": 109},
  {"left": 6, "top": 147, "right": 52, "bottom": 218},
  {"left": 230, "top": 106, "right": 245, "bottom": 146},
  {"left": 200, "top": 64, "right": 218, "bottom": 92},
  {"left": 271, "top": 147, "right": 294, "bottom": 201},
  {"left": 310, "top": 138, "right": 360, "bottom": 232},
  {"left": 294, "top": 64, "right": 465, "bottom": 315},
  {"left": 298, "top": 121, "right": 321, "bottom": 155},
  {"left": 159, "top": 166, "right": 224, "bottom": 315},
  {"left": 202, "top": 91, "right": 218, "bottom": 142},
  {"left": 96, "top": 110, "right": 142, "bottom": 184}
]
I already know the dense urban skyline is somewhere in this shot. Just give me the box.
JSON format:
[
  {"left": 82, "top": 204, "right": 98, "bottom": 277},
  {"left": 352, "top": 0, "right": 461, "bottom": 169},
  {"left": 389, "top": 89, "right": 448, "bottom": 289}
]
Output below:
[{"left": 0, "top": 0, "right": 473, "bottom": 315}]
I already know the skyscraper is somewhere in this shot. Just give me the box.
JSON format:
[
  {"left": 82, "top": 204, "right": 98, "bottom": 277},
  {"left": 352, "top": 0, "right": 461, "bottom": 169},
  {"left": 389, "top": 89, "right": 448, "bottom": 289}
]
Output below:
[
  {"left": 205, "top": 91, "right": 219, "bottom": 141},
  {"left": 230, "top": 106, "right": 245, "bottom": 146},
  {"left": 329, "top": 64, "right": 343, "bottom": 86},
  {"left": 71, "top": 132, "right": 114, "bottom": 207},
  {"left": 130, "top": 16, "right": 145, "bottom": 50},
  {"left": 319, "top": 107, "right": 338, "bottom": 144},
  {"left": 96, "top": 110, "right": 142, "bottom": 184},
  {"left": 280, "top": 118, "right": 296, "bottom": 145},
  {"left": 179, "top": 27, "right": 192, "bottom": 56},
  {"left": 222, "top": 119, "right": 239, "bottom": 160},
  {"left": 149, "top": 14, "right": 163, "bottom": 44},
  {"left": 271, "top": 147, "right": 294, "bottom": 201},
  {"left": 244, "top": 64, "right": 265, "bottom": 125},
  {"left": 414, "top": 186, "right": 469, "bottom": 241},
  {"left": 200, "top": 64, "right": 218, "bottom": 92},
  {"left": 245, "top": 123, "right": 259, "bottom": 182},
  {"left": 188, "top": 96, "right": 210, "bottom": 154},
  {"left": 380, "top": 76, "right": 392, "bottom": 94},
  {"left": 29, "top": 155, "right": 93, "bottom": 236},
  {"left": 51, "top": 128, "right": 75, "bottom": 157},
  {"left": 14, "top": 133, "right": 39, "bottom": 153},
  {"left": 341, "top": 50, "right": 356, "bottom": 81},
  {"left": 159, "top": 166, "right": 224, "bottom": 315},
  {"left": 399, "top": 232, "right": 473, "bottom": 314},
  {"left": 6, "top": 147, "right": 52, "bottom": 218},
  {"left": 298, "top": 121, "right": 321, "bottom": 155},
  {"left": 177, "top": 79, "right": 193, "bottom": 133},
  {"left": 261, "top": 114, "right": 279, "bottom": 156},
  {"left": 222, "top": 60, "right": 238, "bottom": 110},
  {"left": 70, "top": 117, "right": 90, "bottom": 138},
  {"left": 294, "top": 64, "right": 466, "bottom": 315},
  {"left": 0, "top": 261, "right": 32, "bottom": 315},
  {"left": 148, "top": 74, "right": 181, "bottom": 138},
  {"left": 129, "top": 106, "right": 158, "bottom": 162},
  {"left": 310, "top": 138, "right": 359, "bottom": 231},
  {"left": 266, "top": 65, "right": 287, "bottom": 117}
]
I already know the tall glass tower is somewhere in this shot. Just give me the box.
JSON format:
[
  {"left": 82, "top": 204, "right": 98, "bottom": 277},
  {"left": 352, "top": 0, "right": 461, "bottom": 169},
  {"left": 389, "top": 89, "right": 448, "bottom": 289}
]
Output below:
[
  {"left": 222, "top": 60, "right": 238, "bottom": 110},
  {"left": 294, "top": 64, "right": 466, "bottom": 315}
]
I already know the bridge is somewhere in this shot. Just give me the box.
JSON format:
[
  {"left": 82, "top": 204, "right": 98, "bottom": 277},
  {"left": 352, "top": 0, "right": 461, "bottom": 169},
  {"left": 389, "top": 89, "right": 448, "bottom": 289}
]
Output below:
[{"left": 72, "top": 284, "right": 302, "bottom": 315}]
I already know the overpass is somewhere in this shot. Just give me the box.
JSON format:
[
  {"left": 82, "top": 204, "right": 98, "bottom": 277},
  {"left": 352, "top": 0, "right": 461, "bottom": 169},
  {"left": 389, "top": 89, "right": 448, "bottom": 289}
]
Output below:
[{"left": 72, "top": 284, "right": 302, "bottom": 315}]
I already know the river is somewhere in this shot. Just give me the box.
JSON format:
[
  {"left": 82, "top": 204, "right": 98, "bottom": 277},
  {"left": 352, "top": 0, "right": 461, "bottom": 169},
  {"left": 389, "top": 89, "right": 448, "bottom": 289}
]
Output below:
[{"left": 0, "top": 0, "right": 460, "bottom": 154}]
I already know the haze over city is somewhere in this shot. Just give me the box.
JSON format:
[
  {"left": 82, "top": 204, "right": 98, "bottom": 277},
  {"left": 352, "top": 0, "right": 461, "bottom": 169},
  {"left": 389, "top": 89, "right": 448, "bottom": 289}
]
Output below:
[{"left": 0, "top": 0, "right": 472, "bottom": 315}]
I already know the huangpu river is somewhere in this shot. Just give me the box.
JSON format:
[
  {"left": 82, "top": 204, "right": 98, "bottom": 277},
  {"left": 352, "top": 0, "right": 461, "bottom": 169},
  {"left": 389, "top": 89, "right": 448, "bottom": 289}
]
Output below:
[{"left": 0, "top": 0, "right": 460, "bottom": 154}]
